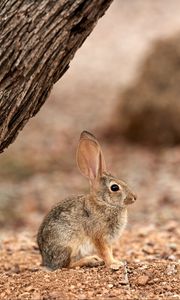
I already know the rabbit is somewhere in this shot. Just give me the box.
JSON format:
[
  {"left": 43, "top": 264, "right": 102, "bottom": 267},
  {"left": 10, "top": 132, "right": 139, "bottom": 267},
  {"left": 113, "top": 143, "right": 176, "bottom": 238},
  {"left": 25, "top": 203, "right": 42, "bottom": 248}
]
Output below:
[{"left": 37, "top": 130, "right": 136, "bottom": 270}]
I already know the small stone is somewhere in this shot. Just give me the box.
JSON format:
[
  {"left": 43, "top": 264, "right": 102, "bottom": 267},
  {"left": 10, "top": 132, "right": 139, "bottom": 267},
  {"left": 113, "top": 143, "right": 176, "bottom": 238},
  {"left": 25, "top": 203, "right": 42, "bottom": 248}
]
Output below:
[
  {"left": 164, "top": 285, "right": 172, "bottom": 291},
  {"left": 165, "top": 221, "right": 178, "bottom": 232},
  {"left": 168, "top": 243, "right": 177, "bottom": 251},
  {"left": 138, "top": 225, "right": 155, "bottom": 237},
  {"left": 32, "top": 292, "right": 41, "bottom": 300},
  {"left": 107, "top": 283, "right": 113, "bottom": 288},
  {"left": 139, "top": 264, "right": 148, "bottom": 270},
  {"left": 87, "top": 291, "right": 94, "bottom": 297},
  {"left": 146, "top": 241, "right": 154, "bottom": 247},
  {"left": 77, "top": 282, "right": 82, "bottom": 288},
  {"left": 25, "top": 286, "right": 34, "bottom": 292},
  {"left": 166, "top": 264, "right": 177, "bottom": 275},
  {"left": 19, "top": 292, "right": 30, "bottom": 297},
  {"left": 171, "top": 295, "right": 180, "bottom": 299},
  {"left": 0, "top": 292, "right": 5, "bottom": 298},
  {"left": 137, "top": 275, "right": 149, "bottom": 286},
  {"left": 142, "top": 246, "right": 154, "bottom": 255},
  {"left": 12, "top": 263, "right": 20, "bottom": 274},
  {"left": 4, "top": 263, "right": 10, "bottom": 271},
  {"left": 49, "top": 291, "right": 65, "bottom": 299},
  {"left": 168, "top": 255, "right": 176, "bottom": 261},
  {"left": 30, "top": 267, "right": 39, "bottom": 272},
  {"left": 161, "top": 252, "right": 169, "bottom": 259},
  {"left": 134, "top": 259, "right": 141, "bottom": 263},
  {"left": 78, "top": 294, "right": 87, "bottom": 300},
  {"left": 70, "top": 285, "right": 75, "bottom": 290},
  {"left": 148, "top": 293, "right": 156, "bottom": 298},
  {"left": 119, "top": 279, "right": 129, "bottom": 285}
]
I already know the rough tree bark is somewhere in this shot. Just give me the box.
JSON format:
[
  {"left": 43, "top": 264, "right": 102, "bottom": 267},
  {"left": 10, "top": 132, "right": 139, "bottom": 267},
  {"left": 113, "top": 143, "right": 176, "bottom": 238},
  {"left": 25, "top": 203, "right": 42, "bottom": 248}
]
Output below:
[{"left": 0, "top": 0, "right": 113, "bottom": 152}]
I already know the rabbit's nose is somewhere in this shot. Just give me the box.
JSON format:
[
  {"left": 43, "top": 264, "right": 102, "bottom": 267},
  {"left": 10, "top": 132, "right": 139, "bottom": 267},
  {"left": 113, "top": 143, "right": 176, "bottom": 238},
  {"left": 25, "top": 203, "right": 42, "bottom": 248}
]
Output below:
[
  {"left": 124, "top": 193, "right": 137, "bottom": 205},
  {"left": 133, "top": 194, "right": 137, "bottom": 201},
  {"left": 132, "top": 193, "right": 137, "bottom": 203}
]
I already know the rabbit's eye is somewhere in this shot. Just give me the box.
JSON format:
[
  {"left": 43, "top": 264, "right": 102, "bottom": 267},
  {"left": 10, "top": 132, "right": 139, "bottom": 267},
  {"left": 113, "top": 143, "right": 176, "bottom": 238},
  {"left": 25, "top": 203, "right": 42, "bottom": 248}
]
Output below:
[{"left": 110, "top": 184, "right": 120, "bottom": 192}]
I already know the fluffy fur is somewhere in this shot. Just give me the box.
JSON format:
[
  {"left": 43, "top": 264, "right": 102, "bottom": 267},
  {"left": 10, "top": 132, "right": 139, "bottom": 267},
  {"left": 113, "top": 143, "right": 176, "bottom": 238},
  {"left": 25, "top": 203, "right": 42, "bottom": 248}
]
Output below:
[{"left": 37, "top": 132, "right": 136, "bottom": 270}]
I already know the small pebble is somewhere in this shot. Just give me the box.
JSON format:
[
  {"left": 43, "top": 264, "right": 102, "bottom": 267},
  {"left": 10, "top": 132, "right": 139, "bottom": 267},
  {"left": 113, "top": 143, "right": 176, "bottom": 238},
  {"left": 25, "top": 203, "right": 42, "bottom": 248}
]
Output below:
[
  {"left": 137, "top": 275, "right": 149, "bottom": 286},
  {"left": 78, "top": 294, "right": 87, "bottom": 300},
  {"left": 165, "top": 221, "right": 178, "bottom": 232},
  {"left": 25, "top": 286, "right": 34, "bottom": 292},
  {"left": 168, "top": 243, "right": 177, "bottom": 251},
  {"left": 164, "top": 285, "right": 172, "bottom": 291},
  {"left": 171, "top": 295, "right": 180, "bottom": 299},
  {"left": 168, "top": 255, "right": 176, "bottom": 261},
  {"left": 166, "top": 264, "right": 177, "bottom": 275},
  {"left": 142, "top": 246, "right": 154, "bottom": 255},
  {"left": 70, "top": 285, "right": 75, "bottom": 290},
  {"left": 12, "top": 263, "right": 20, "bottom": 274},
  {"left": 32, "top": 292, "right": 41, "bottom": 300}
]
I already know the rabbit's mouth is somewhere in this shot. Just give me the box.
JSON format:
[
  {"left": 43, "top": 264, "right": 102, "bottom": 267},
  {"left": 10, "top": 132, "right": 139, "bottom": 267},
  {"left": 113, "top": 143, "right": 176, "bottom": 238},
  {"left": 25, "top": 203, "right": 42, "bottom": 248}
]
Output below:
[{"left": 124, "top": 194, "right": 137, "bottom": 205}]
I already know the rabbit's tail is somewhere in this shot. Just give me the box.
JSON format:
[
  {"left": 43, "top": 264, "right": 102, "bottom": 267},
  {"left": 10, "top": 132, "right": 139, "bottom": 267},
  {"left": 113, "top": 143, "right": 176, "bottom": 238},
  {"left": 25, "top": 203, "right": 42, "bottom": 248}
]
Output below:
[{"left": 41, "top": 245, "right": 72, "bottom": 270}]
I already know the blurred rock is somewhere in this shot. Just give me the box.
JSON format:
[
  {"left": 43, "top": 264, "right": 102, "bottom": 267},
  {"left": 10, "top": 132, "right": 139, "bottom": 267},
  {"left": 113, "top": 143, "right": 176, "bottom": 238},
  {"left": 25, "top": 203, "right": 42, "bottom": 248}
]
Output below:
[
  {"left": 112, "top": 33, "right": 180, "bottom": 146},
  {"left": 137, "top": 275, "right": 149, "bottom": 286},
  {"left": 166, "top": 264, "right": 177, "bottom": 275},
  {"left": 165, "top": 220, "right": 178, "bottom": 232},
  {"left": 168, "top": 243, "right": 177, "bottom": 251}
]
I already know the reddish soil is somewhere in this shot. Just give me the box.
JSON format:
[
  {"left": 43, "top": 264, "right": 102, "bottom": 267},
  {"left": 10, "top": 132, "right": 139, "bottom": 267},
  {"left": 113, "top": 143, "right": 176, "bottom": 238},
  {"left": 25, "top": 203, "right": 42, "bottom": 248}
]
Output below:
[{"left": 0, "top": 223, "right": 179, "bottom": 300}]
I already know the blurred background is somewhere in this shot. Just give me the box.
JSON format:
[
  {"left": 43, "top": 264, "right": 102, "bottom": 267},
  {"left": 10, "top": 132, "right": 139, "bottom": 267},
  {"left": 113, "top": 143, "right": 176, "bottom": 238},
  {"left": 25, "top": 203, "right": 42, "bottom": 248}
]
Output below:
[{"left": 0, "top": 0, "right": 180, "bottom": 232}]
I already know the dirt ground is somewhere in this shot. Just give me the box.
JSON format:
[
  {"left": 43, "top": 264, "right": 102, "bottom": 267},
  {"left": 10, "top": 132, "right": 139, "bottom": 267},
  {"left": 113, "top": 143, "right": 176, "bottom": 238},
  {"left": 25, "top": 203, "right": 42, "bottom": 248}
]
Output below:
[
  {"left": 0, "top": 223, "right": 179, "bottom": 300},
  {"left": 0, "top": 1, "right": 180, "bottom": 299}
]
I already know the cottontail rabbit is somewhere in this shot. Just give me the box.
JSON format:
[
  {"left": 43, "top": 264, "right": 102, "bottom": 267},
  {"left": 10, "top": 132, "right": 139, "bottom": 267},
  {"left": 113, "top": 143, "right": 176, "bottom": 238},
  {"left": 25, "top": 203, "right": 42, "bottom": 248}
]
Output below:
[{"left": 37, "top": 131, "right": 136, "bottom": 270}]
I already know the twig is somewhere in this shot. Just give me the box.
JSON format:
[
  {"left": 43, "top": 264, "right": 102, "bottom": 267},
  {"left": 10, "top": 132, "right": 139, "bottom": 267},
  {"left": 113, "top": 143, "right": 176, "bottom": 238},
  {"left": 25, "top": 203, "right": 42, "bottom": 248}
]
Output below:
[{"left": 120, "top": 261, "right": 130, "bottom": 289}]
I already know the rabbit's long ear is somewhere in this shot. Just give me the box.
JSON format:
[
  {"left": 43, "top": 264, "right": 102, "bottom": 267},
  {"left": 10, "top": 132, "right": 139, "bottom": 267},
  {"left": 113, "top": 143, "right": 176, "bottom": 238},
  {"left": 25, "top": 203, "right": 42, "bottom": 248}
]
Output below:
[{"left": 76, "top": 131, "right": 106, "bottom": 182}]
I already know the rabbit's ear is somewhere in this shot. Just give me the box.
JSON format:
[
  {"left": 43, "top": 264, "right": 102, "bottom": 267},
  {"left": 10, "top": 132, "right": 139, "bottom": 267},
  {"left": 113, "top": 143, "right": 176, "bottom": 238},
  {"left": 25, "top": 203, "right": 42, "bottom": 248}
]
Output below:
[
  {"left": 77, "top": 131, "right": 106, "bottom": 182},
  {"left": 79, "top": 131, "right": 107, "bottom": 173}
]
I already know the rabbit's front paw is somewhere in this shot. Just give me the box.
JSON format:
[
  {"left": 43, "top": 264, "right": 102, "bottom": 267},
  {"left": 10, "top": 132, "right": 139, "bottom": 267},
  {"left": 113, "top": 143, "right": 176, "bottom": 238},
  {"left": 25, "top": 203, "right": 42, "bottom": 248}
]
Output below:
[{"left": 109, "top": 260, "right": 124, "bottom": 271}]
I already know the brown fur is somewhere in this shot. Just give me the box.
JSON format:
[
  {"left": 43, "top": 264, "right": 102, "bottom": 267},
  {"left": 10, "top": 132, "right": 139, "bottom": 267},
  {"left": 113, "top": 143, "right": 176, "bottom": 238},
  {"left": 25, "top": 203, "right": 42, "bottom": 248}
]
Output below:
[{"left": 37, "top": 131, "right": 136, "bottom": 270}]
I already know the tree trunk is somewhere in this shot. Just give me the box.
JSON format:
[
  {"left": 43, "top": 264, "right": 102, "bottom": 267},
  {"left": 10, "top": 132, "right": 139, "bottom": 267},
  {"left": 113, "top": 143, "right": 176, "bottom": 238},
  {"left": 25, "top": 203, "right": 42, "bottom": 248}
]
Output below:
[{"left": 0, "top": 0, "right": 113, "bottom": 152}]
